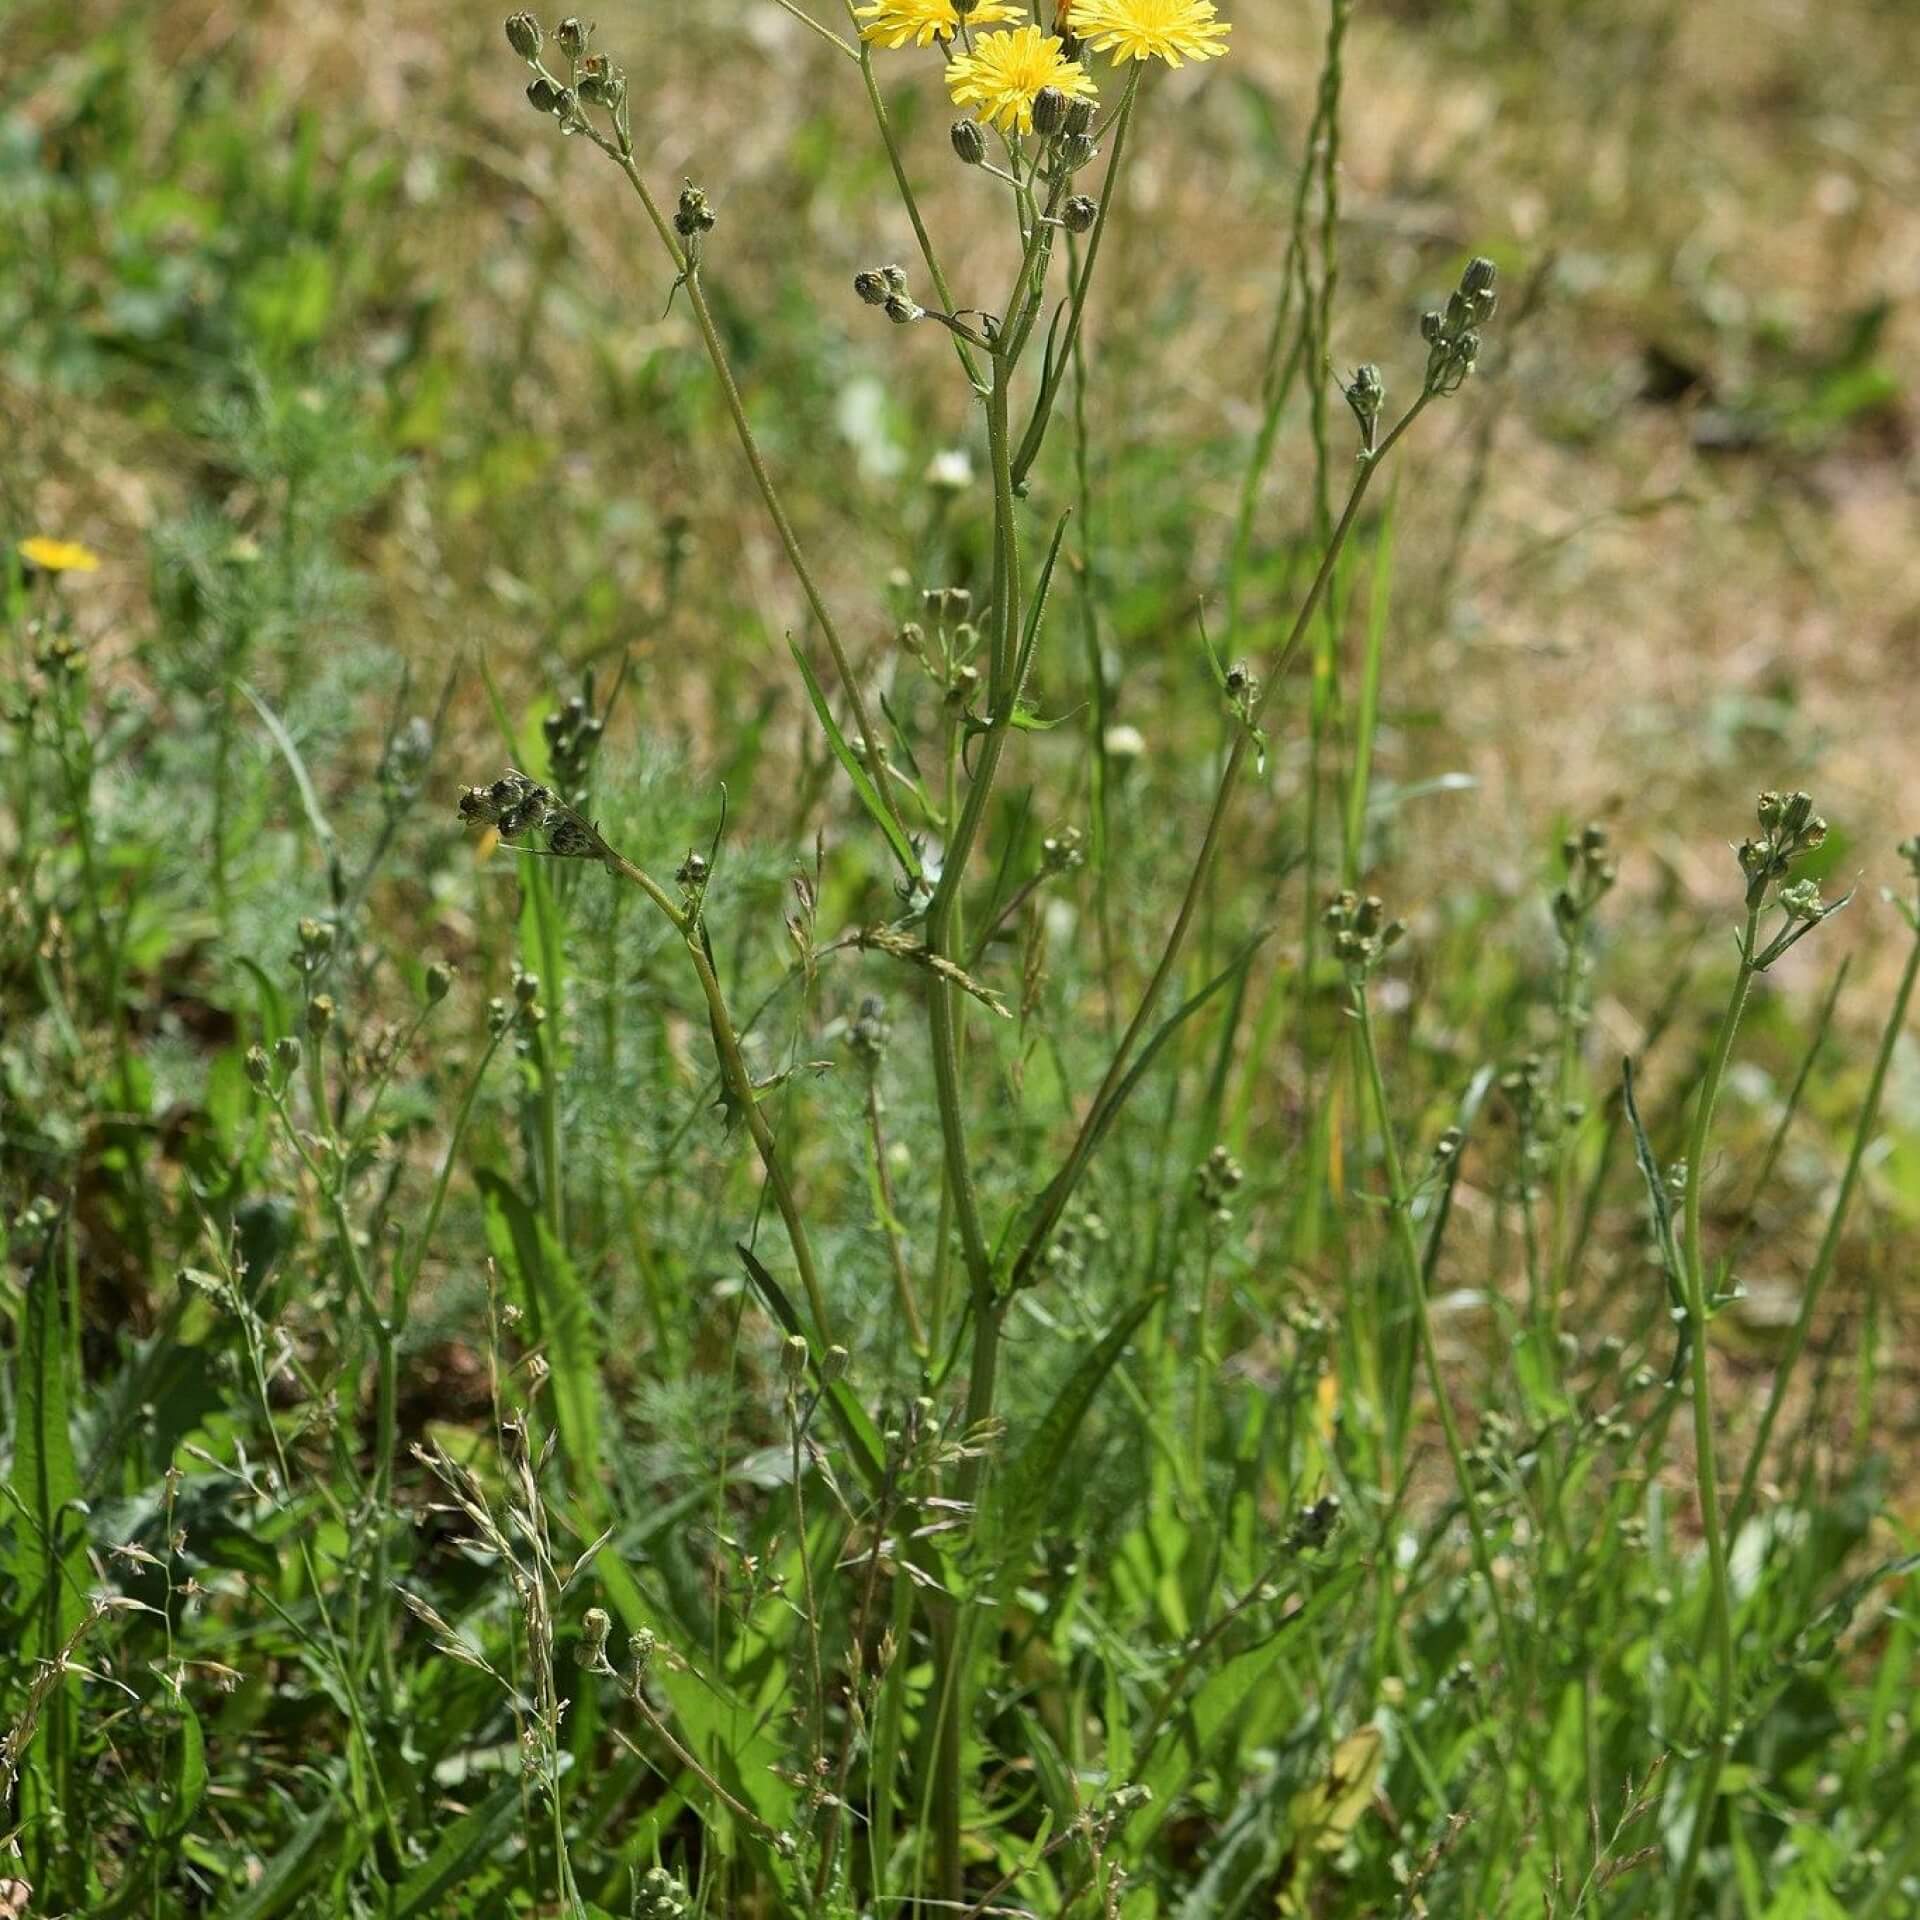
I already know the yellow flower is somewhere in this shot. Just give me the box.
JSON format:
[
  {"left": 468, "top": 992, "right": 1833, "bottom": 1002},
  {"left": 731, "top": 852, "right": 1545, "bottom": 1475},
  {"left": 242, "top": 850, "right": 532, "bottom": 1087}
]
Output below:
[
  {"left": 1069, "top": 0, "right": 1230, "bottom": 66},
  {"left": 854, "top": 0, "right": 1018, "bottom": 49},
  {"left": 17, "top": 536, "right": 102, "bottom": 575},
  {"left": 945, "top": 25, "right": 1097, "bottom": 134}
]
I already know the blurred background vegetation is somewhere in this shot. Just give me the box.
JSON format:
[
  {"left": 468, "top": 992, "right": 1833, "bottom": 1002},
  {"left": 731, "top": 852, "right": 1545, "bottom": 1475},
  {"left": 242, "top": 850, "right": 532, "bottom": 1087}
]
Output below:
[{"left": 3, "top": 0, "right": 1920, "bottom": 1912}]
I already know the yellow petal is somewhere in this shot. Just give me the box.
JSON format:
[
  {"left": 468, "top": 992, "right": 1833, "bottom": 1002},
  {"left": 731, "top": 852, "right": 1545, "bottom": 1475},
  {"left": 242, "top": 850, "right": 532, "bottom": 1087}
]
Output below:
[{"left": 18, "top": 536, "right": 103, "bottom": 574}]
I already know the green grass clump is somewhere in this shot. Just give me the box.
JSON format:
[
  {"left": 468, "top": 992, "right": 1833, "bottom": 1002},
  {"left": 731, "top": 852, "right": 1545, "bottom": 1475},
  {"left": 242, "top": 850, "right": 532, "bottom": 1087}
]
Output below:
[{"left": 3, "top": 4, "right": 1918, "bottom": 1918}]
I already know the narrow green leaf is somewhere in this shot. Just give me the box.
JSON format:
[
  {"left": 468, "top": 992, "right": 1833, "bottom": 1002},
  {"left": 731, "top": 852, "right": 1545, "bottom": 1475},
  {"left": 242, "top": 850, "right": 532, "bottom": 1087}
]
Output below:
[
  {"left": 217, "top": 1790, "right": 350, "bottom": 1919},
  {"left": 737, "top": 1241, "right": 886, "bottom": 1493},
  {"left": 985, "top": 1288, "right": 1163, "bottom": 1576},
  {"left": 1621, "top": 1057, "right": 1689, "bottom": 1381},
  {"left": 787, "top": 636, "right": 920, "bottom": 881},
  {"left": 5, "top": 1212, "right": 87, "bottom": 1894},
  {"left": 237, "top": 679, "right": 335, "bottom": 855},
  {"left": 1010, "top": 511, "right": 1072, "bottom": 704},
  {"left": 477, "top": 1172, "right": 603, "bottom": 1481},
  {"left": 393, "top": 1777, "right": 522, "bottom": 1916}
]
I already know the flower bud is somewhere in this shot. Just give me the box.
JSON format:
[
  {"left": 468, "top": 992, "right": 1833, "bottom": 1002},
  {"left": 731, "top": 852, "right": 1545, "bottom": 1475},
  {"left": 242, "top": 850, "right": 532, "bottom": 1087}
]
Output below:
[
  {"left": 1461, "top": 254, "right": 1498, "bottom": 296},
  {"left": 781, "top": 1333, "right": 810, "bottom": 1381},
  {"left": 526, "top": 74, "right": 564, "bottom": 114},
  {"left": 854, "top": 268, "right": 890, "bottom": 307},
  {"left": 1031, "top": 86, "right": 1068, "bottom": 137},
  {"left": 674, "top": 182, "right": 716, "bottom": 237},
  {"left": 1062, "top": 194, "right": 1096, "bottom": 234},
  {"left": 821, "top": 1345, "right": 850, "bottom": 1385},
  {"left": 513, "top": 968, "right": 540, "bottom": 1008},
  {"left": 950, "top": 118, "right": 987, "bottom": 166},
  {"left": 883, "top": 293, "right": 922, "bottom": 326},
  {"left": 554, "top": 14, "right": 589, "bottom": 57},
  {"left": 579, "top": 1606, "right": 612, "bottom": 1670},
  {"left": 306, "top": 994, "right": 334, "bottom": 1039},
  {"left": 273, "top": 1036, "right": 302, "bottom": 1075},
  {"left": 425, "top": 962, "right": 454, "bottom": 1005},
  {"left": 245, "top": 1046, "right": 271, "bottom": 1089},
  {"left": 504, "top": 12, "right": 542, "bottom": 58},
  {"left": 1063, "top": 96, "right": 1095, "bottom": 137}
]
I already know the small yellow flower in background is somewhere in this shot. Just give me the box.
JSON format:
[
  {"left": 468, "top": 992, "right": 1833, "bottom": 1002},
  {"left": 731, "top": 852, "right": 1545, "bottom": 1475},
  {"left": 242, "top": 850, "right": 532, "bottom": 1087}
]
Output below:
[
  {"left": 855, "top": 0, "right": 1018, "bottom": 49},
  {"left": 946, "top": 25, "right": 1097, "bottom": 134},
  {"left": 1070, "top": 0, "right": 1231, "bottom": 66},
  {"left": 17, "top": 536, "right": 102, "bottom": 575}
]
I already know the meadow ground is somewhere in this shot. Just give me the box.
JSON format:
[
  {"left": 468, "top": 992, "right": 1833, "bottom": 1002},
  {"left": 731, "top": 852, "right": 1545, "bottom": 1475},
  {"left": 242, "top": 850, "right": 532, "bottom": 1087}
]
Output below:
[{"left": 3, "top": 0, "right": 1919, "bottom": 1915}]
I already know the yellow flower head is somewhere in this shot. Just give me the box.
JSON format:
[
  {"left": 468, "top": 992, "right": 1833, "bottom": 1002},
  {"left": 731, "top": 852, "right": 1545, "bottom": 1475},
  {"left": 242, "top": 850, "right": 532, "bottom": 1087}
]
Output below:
[
  {"left": 945, "top": 25, "right": 1097, "bottom": 134},
  {"left": 17, "top": 537, "right": 102, "bottom": 576},
  {"left": 1069, "top": 0, "right": 1230, "bottom": 66},
  {"left": 854, "top": 0, "right": 1018, "bottom": 49}
]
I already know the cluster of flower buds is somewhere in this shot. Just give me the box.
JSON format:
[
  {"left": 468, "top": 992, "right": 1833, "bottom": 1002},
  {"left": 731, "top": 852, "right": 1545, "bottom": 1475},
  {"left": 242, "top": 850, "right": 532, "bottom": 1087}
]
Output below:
[
  {"left": 1421, "top": 256, "right": 1498, "bottom": 398},
  {"left": 1036, "top": 87, "right": 1100, "bottom": 173},
  {"left": 291, "top": 916, "right": 336, "bottom": 978},
  {"left": 674, "top": 181, "right": 716, "bottom": 242},
  {"left": 1552, "top": 823, "right": 1617, "bottom": 940},
  {"left": 1323, "top": 890, "right": 1407, "bottom": 979},
  {"left": 244, "top": 1036, "right": 304, "bottom": 1093},
  {"left": 509, "top": 14, "right": 629, "bottom": 136},
  {"left": 1739, "top": 790, "right": 1850, "bottom": 968},
  {"left": 854, "top": 262, "right": 922, "bottom": 327},
  {"left": 632, "top": 1867, "right": 692, "bottom": 1920},
  {"left": 542, "top": 693, "right": 606, "bottom": 806},
  {"left": 459, "top": 769, "right": 602, "bottom": 860},
  {"left": 1041, "top": 825, "right": 1085, "bottom": 874},
  {"left": 1739, "top": 789, "right": 1827, "bottom": 909},
  {"left": 1194, "top": 1143, "right": 1244, "bottom": 1230},
  {"left": 1498, "top": 1052, "right": 1560, "bottom": 1195}
]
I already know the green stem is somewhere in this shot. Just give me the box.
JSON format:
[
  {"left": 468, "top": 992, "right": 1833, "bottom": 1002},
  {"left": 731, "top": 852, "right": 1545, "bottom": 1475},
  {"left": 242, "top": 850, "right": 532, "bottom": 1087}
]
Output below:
[
  {"left": 1728, "top": 908, "right": 1920, "bottom": 1538},
  {"left": 1668, "top": 906, "right": 1760, "bottom": 1919},
  {"left": 1010, "top": 399, "right": 1431, "bottom": 1285},
  {"left": 1008, "top": 70, "right": 1140, "bottom": 490},
  {"left": 852, "top": 35, "right": 986, "bottom": 393},
  {"left": 605, "top": 142, "right": 915, "bottom": 872},
  {"left": 601, "top": 847, "right": 836, "bottom": 1342}
]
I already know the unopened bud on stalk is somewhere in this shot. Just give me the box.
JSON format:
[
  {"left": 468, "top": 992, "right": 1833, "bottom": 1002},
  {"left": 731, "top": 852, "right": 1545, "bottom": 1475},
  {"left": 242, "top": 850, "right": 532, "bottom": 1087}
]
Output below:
[
  {"left": 822, "top": 1345, "right": 850, "bottom": 1385},
  {"left": 951, "top": 118, "right": 988, "bottom": 166},
  {"left": 1062, "top": 194, "right": 1097, "bottom": 234},
  {"left": 306, "top": 995, "right": 334, "bottom": 1039},
  {"left": 554, "top": 14, "right": 589, "bottom": 58},
  {"left": 504, "top": 12, "right": 543, "bottom": 58},
  {"left": 1063, "top": 95, "right": 1095, "bottom": 137},
  {"left": 273, "top": 1036, "right": 302, "bottom": 1076},
  {"left": 579, "top": 1606, "right": 612, "bottom": 1671},
  {"left": 884, "top": 293, "right": 922, "bottom": 326},
  {"left": 1343, "top": 362, "right": 1385, "bottom": 451},
  {"left": 1031, "top": 85, "right": 1069, "bottom": 137},
  {"left": 781, "top": 1334, "right": 810, "bottom": 1381},
  {"left": 425, "top": 962, "right": 454, "bottom": 1005},
  {"left": 525, "top": 74, "right": 563, "bottom": 114},
  {"left": 854, "top": 268, "right": 891, "bottom": 307},
  {"left": 245, "top": 1046, "right": 271, "bottom": 1089},
  {"left": 674, "top": 182, "right": 716, "bottom": 238}
]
